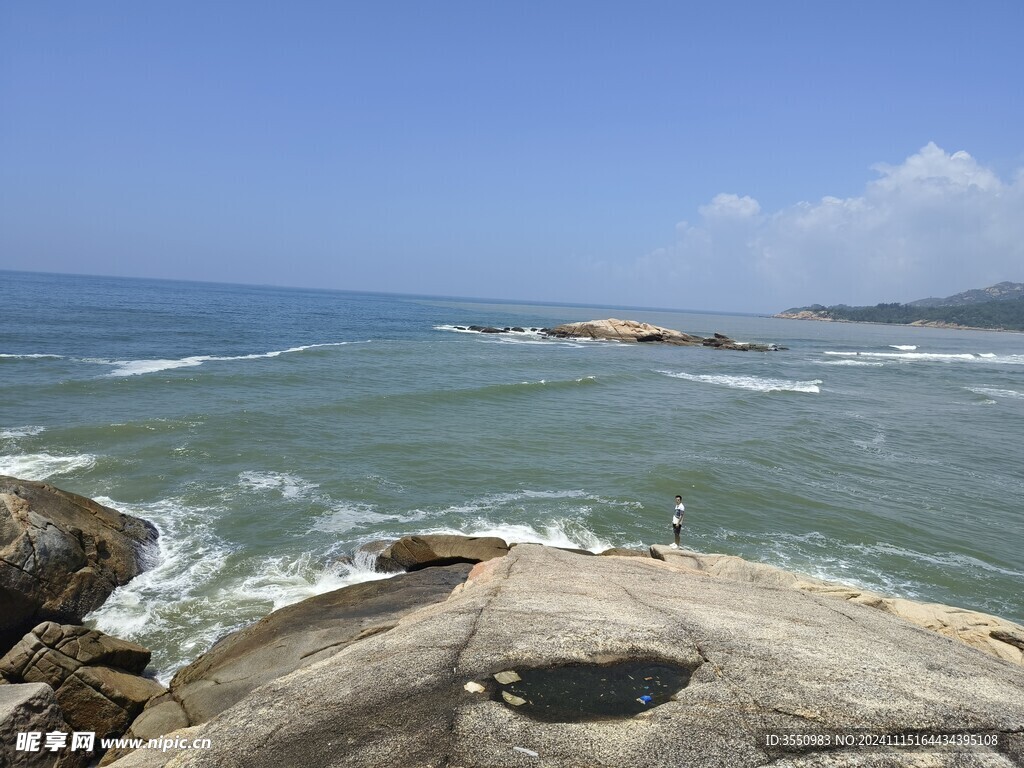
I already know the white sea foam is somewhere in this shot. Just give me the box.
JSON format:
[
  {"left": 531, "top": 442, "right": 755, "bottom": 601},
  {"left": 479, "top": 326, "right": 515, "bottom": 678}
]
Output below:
[
  {"left": 890, "top": 345, "right": 918, "bottom": 351},
  {"left": 99, "top": 341, "right": 368, "bottom": 377},
  {"left": 0, "top": 452, "right": 96, "bottom": 479},
  {"left": 814, "top": 359, "right": 885, "bottom": 367},
  {"left": 311, "top": 502, "right": 384, "bottom": 534},
  {"left": 238, "top": 470, "right": 319, "bottom": 500},
  {"left": 433, "top": 324, "right": 546, "bottom": 338},
  {"left": 966, "top": 387, "right": 1024, "bottom": 401},
  {"left": 871, "top": 543, "right": 1024, "bottom": 579},
  {"left": 0, "top": 425, "right": 47, "bottom": 439},
  {"left": 824, "top": 350, "right": 1024, "bottom": 364},
  {"left": 657, "top": 370, "right": 822, "bottom": 393},
  {"left": 421, "top": 519, "right": 612, "bottom": 553},
  {"left": 229, "top": 551, "right": 389, "bottom": 613},
  {"left": 0, "top": 353, "right": 65, "bottom": 359},
  {"left": 84, "top": 497, "right": 232, "bottom": 680},
  {"left": 86, "top": 494, "right": 392, "bottom": 681}
]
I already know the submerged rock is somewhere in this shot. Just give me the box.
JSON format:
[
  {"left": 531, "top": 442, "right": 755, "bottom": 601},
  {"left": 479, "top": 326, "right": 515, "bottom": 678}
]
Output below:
[
  {"left": 105, "top": 544, "right": 1024, "bottom": 768},
  {"left": 0, "top": 477, "right": 158, "bottom": 654}
]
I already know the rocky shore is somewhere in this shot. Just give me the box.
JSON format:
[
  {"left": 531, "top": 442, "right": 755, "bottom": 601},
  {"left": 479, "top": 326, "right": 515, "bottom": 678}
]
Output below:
[
  {"left": 3, "top": 480, "right": 1024, "bottom": 767},
  {"left": 454, "top": 319, "right": 785, "bottom": 351}
]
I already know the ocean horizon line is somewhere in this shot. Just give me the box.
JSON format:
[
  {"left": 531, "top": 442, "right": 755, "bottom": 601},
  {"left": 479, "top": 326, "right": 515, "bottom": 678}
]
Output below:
[{"left": 0, "top": 268, "right": 764, "bottom": 319}]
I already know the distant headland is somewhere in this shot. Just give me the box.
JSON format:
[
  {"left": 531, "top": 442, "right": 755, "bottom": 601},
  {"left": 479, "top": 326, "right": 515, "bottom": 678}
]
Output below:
[{"left": 775, "top": 281, "right": 1024, "bottom": 332}]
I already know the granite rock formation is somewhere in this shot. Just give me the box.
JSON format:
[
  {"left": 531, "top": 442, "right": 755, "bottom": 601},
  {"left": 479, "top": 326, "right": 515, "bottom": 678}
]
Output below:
[
  {"left": 0, "top": 622, "right": 164, "bottom": 744},
  {"left": 652, "top": 546, "right": 1024, "bottom": 666},
  {"left": 105, "top": 544, "right": 1024, "bottom": 767},
  {"left": 0, "top": 476, "right": 158, "bottom": 652},
  {"left": 0, "top": 682, "right": 87, "bottom": 768},
  {"left": 375, "top": 534, "right": 509, "bottom": 572},
  {"left": 100, "top": 564, "right": 473, "bottom": 765},
  {"left": 453, "top": 319, "right": 784, "bottom": 350}
]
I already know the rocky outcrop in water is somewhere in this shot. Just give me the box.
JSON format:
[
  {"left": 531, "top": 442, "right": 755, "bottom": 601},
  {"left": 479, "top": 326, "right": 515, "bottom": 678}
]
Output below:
[
  {"left": 105, "top": 544, "right": 1024, "bottom": 767},
  {"left": 0, "top": 476, "right": 158, "bottom": 653},
  {"left": 455, "top": 319, "right": 784, "bottom": 350}
]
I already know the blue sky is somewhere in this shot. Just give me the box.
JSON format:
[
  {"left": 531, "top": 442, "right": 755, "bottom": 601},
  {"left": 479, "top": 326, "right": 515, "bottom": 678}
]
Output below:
[{"left": 2, "top": 2, "right": 1023, "bottom": 312}]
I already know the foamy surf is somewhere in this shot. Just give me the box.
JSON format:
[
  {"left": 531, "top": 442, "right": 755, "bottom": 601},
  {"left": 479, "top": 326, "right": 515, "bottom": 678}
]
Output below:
[
  {"left": 238, "top": 470, "right": 321, "bottom": 500},
  {"left": 0, "top": 425, "right": 47, "bottom": 439},
  {"left": 231, "top": 551, "right": 389, "bottom": 613},
  {"left": 0, "top": 353, "right": 65, "bottom": 359},
  {"left": 966, "top": 387, "right": 1024, "bottom": 401},
  {"left": 824, "top": 350, "right": 1023, "bottom": 364},
  {"left": 84, "top": 494, "right": 391, "bottom": 681},
  {"left": 814, "top": 359, "right": 885, "bottom": 367},
  {"left": 84, "top": 497, "right": 233, "bottom": 681},
  {"left": 657, "top": 370, "right": 822, "bottom": 393},
  {"left": 0, "top": 452, "right": 96, "bottom": 479},
  {"left": 97, "top": 341, "right": 368, "bottom": 377},
  {"left": 420, "top": 520, "right": 613, "bottom": 553}
]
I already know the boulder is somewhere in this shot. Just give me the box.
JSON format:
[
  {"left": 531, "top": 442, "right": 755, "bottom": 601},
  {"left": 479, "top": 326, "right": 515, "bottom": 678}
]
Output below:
[
  {"left": 650, "top": 546, "right": 1024, "bottom": 666},
  {"left": 104, "top": 545, "right": 1024, "bottom": 767},
  {"left": 376, "top": 534, "right": 508, "bottom": 571},
  {"left": 0, "top": 623, "right": 164, "bottom": 741},
  {"left": 0, "top": 682, "right": 88, "bottom": 768},
  {"left": 0, "top": 477, "right": 158, "bottom": 652},
  {"left": 350, "top": 539, "right": 402, "bottom": 573},
  {"left": 101, "top": 564, "right": 473, "bottom": 765}
]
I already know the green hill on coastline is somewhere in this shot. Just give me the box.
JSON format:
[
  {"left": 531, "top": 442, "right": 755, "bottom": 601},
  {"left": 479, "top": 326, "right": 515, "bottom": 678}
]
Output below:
[{"left": 776, "top": 281, "right": 1024, "bottom": 331}]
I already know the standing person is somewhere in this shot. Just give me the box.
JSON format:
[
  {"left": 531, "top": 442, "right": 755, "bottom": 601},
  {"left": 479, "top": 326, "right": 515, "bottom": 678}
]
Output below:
[{"left": 671, "top": 494, "right": 685, "bottom": 549}]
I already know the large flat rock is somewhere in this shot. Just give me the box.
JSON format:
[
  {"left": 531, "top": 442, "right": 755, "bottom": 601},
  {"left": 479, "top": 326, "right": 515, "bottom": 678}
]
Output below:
[
  {"left": 100, "top": 564, "right": 473, "bottom": 765},
  {"left": 651, "top": 546, "right": 1024, "bottom": 666},
  {"left": 107, "top": 545, "right": 1024, "bottom": 767}
]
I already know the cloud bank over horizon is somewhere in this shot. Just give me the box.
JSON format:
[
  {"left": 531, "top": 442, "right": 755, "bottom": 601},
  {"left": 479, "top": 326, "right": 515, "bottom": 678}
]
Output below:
[{"left": 615, "top": 143, "right": 1024, "bottom": 313}]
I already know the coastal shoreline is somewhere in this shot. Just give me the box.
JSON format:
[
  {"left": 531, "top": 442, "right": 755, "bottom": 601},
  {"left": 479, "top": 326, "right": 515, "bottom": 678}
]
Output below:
[{"left": 772, "top": 313, "right": 1024, "bottom": 334}]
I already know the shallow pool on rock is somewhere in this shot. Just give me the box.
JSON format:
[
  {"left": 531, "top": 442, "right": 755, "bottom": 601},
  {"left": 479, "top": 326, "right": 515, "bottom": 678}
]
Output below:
[{"left": 490, "top": 660, "right": 693, "bottom": 722}]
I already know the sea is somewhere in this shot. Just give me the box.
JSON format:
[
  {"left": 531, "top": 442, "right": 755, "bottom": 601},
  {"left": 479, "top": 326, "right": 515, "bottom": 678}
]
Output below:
[{"left": 2, "top": 270, "right": 1022, "bottom": 680}]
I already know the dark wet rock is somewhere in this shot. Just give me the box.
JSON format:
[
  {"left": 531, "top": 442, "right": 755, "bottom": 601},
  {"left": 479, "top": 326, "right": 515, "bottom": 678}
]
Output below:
[
  {"left": 0, "top": 622, "right": 164, "bottom": 749},
  {"left": 0, "top": 682, "right": 88, "bottom": 768},
  {"left": 489, "top": 660, "right": 693, "bottom": 721},
  {"left": 349, "top": 539, "right": 402, "bottom": 573},
  {"left": 376, "top": 534, "right": 508, "bottom": 572},
  {"left": 104, "top": 545, "right": 1024, "bottom": 768},
  {"left": 0, "top": 477, "right": 158, "bottom": 654}
]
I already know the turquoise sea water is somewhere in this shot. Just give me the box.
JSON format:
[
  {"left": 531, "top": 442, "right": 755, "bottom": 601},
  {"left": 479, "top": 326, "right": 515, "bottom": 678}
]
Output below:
[{"left": 2, "top": 270, "right": 1022, "bottom": 678}]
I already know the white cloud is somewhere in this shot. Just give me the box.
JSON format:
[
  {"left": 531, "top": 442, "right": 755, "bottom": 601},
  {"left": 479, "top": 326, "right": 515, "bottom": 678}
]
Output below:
[
  {"left": 620, "top": 143, "right": 1024, "bottom": 311},
  {"left": 698, "top": 193, "right": 762, "bottom": 220}
]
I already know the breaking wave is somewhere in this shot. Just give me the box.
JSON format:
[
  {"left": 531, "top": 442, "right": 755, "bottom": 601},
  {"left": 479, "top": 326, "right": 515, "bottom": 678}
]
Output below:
[
  {"left": 657, "top": 371, "right": 822, "bottom": 393},
  {"left": 95, "top": 341, "right": 369, "bottom": 377}
]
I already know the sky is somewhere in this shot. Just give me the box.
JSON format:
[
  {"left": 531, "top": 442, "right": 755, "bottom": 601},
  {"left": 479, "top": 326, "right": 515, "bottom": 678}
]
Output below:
[{"left": 2, "top": 2, "right": 1023, "bottom": 313}]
